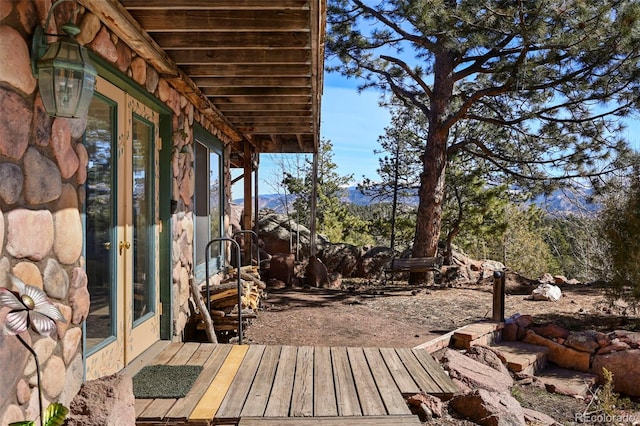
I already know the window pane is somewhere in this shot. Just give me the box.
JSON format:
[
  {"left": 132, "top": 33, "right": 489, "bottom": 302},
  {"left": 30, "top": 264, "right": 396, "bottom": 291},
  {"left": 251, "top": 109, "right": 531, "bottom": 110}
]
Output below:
[
  {"left": 209, "top": 151, "right": 221, "bottom": 243},
  {"left": 84, "top": 95, "right": 115, "bottom": 351},
  {"left": 132, "top": 116, "right": 154, "bottom": 322}
]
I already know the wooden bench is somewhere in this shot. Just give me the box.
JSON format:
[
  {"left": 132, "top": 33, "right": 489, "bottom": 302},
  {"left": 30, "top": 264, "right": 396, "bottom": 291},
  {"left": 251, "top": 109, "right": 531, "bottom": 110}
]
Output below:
[{"left": 384, "top": 256, "right": 444, "bottom": 284}]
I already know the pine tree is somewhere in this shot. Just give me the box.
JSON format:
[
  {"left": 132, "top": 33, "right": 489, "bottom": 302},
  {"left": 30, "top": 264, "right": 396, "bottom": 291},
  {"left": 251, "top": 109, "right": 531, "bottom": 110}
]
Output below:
[{"left": 328, "top": 0, "right": 640, "bottom": 283}]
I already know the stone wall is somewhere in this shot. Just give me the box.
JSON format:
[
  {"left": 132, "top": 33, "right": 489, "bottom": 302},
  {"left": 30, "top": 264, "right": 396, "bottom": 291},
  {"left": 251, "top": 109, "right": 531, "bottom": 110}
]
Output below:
[{"left": 0, "top": 1, "right": 233, "bottom": 422}]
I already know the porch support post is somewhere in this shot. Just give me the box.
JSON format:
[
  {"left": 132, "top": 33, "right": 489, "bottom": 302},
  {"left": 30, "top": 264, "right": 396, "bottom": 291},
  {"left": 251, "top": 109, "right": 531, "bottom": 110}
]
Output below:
[
  {"left": 243, "top": 143, "right": 253, "bottom": 265},
  {"left": 310, "top": 152, "right": 318, "bottom": 256},
  {"left": 254, "top": 153, "right": 260, "bottom": 254}
]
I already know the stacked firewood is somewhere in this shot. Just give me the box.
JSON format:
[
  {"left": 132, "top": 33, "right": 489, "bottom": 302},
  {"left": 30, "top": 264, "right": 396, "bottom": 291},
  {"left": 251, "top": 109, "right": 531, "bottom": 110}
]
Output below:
[{"left": 199, "top": 266, "right": 266, "bottom": 333}]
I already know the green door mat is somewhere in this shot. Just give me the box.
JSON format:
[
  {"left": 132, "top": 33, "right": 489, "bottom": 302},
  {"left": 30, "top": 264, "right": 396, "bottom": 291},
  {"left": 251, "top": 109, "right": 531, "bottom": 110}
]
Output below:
[{"left": 133, "top": 365, "right": 204, "bottom": 399}]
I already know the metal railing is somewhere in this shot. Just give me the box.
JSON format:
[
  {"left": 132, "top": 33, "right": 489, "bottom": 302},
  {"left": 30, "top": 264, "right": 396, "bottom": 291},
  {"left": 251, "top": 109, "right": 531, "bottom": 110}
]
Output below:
[{"left": 205, "top": 237, "right": 243, "bottom": 344}]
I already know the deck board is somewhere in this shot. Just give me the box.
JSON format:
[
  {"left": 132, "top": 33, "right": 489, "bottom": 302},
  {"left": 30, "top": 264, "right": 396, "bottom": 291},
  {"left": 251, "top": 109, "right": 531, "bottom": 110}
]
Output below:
[
  {"left": 189, "top": 344, "right": 248, "bottom": 422},
  {"left": 378, "top": 347, "right": 420, "bottom": 395},
  {"left": 331, "top": 347, "right": 362, "bottom": 416},
  {"left": 263, "top": 345, "right": 297, "bottom": 417},
  {"left": 347, "top": 347, "right": 387, "bottom": 416},
  {"left": 133, "top": 342, "right": 456, "bottom": 425},
  {"left": 395, "top": 348, "right": 441, "bottom": 395},
  {"left": 240, "top": 345, "right": 282, "bottom": 417},
  {"left": 290, "top": 345, "right": 314, "bottom": 416},
  {"left": 165, "top": 344, "right": 232, "bottom": 420},
  {"left": 363, "top": 347, "right": 412, "bottom": 415},
  {"left": 216, "top": 345, "right": 266, "bottom": 421},
  {"left": 314, "top": 346, "right": 338, "bottom": 416}
]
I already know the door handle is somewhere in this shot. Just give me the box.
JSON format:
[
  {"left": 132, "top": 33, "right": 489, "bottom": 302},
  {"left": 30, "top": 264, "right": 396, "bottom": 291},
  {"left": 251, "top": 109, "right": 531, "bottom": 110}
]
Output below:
[{"left": 119, "top": 241, "right": 131, "bottom": 254}]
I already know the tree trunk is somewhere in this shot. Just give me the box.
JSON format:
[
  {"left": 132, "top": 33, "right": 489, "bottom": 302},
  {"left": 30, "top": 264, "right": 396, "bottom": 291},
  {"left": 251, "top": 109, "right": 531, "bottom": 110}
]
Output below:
[{"left": 410, "top": 50, "right": 455, "bottom": 284}]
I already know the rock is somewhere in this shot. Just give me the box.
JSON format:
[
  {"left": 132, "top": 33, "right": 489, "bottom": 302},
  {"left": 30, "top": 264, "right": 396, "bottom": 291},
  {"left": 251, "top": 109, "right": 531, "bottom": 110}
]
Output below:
[
  {"left": 522, "top": 408, "right": 558, "bottom": 425},
  {"left": 54, "top": 185, "right": 83, "bottom": 264},
  {"left": 24, "top": 336, "right": 56, "bottom": 376},
  {"left": 131, "top": 57, "right": 147, "bottom": 85},
  {"left": 89, "top": 27, "right": 118, "bottom": 63},
  {"left": 502, "top": 322, "right": 518, "bottom": 341},
  {"left": 406, "top": 393, "right": 442, "bottom": 421},
  {"left": 0, "top": 87, "right": 32, "bottom": 160},
  {"left": 16, "top": 379, "right": 30, "bottom": 405},
  {"left": 41, "top": 355, "right": 66, "bottom": 399},
  {"left": 514, "top": 314, "right": 533, "bottom": 329},
  {"left": 522, "top": 330, "right": 591, "bottom": 372},
  {"left": 611, "top": 330, "right": 640, "bottom": 349},
  {"left": 321, "top": 243, "right": 361, "bottom": 277},
  {"left": 305, "top": 255, "right": 329, "bottom": 287},
  {"left": 442, "top": 349, "right": 513, "bottom": 393},
  {"left": 0, "top": 162, "right": 23, "bottom": 205},
  {"left": 553, "top": 275, "right": 568, "bottom": 285},
  {"left": 67, "top": 374, "right": 135, "bottom": 426},
  {"left": 6, "top": 208, "right": 54, "bottom": 261},
  {"left": 0, "top": 25, "right": 36, "bottom": 94},
  {"left": 531, "top": 283, "right": 562, "bottom": 302},
  {"left": 0, "top": 404, "right": 24, "bottom": 426},
  {"left": 63, "top": 327, "right": 83, "bottom": 365},
  {"left": 75, "top": 143, "right": 89, "bottom": 184},
  {"left": 465, "top": 345, "right": 510, "bottom": 376},
  {"left": 564, "top": 331, "right": 600, "bottom": 354},
  {"left": 597, "top": 340, "right": 630, "bottom": 355},
  {"left": 77, "top": 12, "right": 101, "bottom": 45},
  {"left": 13, "top": 261, "right": 43, "bottom": 289},
  {"left": 0, "top": 327, "right": 30, "bottom": 414},
  {"left": 59, "top": 353, "right": 84, "bottom": 408},
  {"left": 43, "top": 258, "right": 69, "bottom": 300},
  {"left": 450, "top": 389, "right": 526, "bottom": 426},
  {"left": 69, "top": 267, "right": 90, "bottom": 324},
  {"left": 24, "top": 147, "right": 63, "bottom": 204},
  {"left": 592, "top": 349, "right": 640, "bottom": 397},
  {"left": 269, "top": 253, "right": 295, "bottom": 285},
  {"left": 115, "top": 40, "right": 132, "bottom": 72},
  {"left": 33, "top": 96, "right": 52, "bottom": 146},
  {"left": 530, "top": 323, "right": 570, "bottom": 340},
  {"left": 51, "top": 118, "right": 79, "bottom": 179}
]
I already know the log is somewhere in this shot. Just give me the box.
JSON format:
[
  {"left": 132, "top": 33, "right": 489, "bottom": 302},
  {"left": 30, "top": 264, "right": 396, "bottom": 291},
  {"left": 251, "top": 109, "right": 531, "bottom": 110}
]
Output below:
[{"left": 189, "top": 276, "right": 218, "bottom": 343}]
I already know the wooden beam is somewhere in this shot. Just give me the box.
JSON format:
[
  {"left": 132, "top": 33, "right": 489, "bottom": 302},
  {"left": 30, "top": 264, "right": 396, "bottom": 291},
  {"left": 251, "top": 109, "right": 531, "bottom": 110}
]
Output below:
[
  {"left": 153, "top": 32, "right": 310, "bottom": 50},
  {"left": 237, "top": 125, "right": 313, "bottom": 133},
  {"left": 213, "top": 96, "right": 310, "bottom": 105}
]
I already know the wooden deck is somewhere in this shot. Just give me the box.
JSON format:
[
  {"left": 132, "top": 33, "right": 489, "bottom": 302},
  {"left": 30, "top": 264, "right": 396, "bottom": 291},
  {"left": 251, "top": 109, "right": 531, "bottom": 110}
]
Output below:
[{"left": 123, "top": 341, "right": 458, "bottom": 425}]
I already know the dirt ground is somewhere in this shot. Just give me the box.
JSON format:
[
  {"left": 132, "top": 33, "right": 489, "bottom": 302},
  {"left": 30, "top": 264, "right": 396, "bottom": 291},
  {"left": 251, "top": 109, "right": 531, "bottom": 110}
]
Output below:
[{"left": 244, "top": 278, "right": 640, "bottom": 425}]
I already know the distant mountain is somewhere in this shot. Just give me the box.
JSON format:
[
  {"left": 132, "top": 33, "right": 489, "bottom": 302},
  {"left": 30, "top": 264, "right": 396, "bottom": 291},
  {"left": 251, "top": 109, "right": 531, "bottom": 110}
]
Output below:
[{"left": 235, "top": 186, "right": 598, "bottom": 215}]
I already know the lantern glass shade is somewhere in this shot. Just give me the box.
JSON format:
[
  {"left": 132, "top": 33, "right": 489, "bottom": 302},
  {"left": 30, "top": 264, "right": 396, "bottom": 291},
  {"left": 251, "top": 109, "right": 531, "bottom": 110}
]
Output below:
[{"left": 37, "top": 36, "right": 97, "bottom": 118}]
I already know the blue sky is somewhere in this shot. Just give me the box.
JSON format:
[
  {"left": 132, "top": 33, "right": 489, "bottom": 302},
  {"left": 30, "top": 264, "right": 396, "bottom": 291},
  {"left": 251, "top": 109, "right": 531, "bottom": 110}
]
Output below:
[{"left": 233, "top": 73, "right": 640, "bottom": 198}]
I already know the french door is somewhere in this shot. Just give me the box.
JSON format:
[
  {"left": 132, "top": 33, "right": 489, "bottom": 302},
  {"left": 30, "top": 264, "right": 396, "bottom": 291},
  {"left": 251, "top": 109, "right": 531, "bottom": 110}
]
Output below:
[{"left": 84, "top": 77, "right": 160, "bottom": 380}]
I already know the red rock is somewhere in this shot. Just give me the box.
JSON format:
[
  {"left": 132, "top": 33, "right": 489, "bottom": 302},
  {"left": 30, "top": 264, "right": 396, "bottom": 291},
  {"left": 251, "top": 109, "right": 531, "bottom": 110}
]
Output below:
[
  {"left": 522, "top": 408, "right": 557, "bottom": 426},
  {"left": 592, "top": 350, "right": 640, "bottom": 397},
  {"left": 0, "top": 87, "right": 31, "bottom": 160},
  {"left": 306, "top": 255, "right": 329, "bottom": 287},
  {"left": 514, "top": 314, "right": 533, "bottom": 328},
  {"left": 502, "top": 322, "right": 518, "bottom": 341},
  {"left": 0, "top": 25, "right": 36, "bottom": 95},
  {"left": 597, "top": 340, "right": 630, "bottom": 355},
  {"left": 89, "top": 27, "right": 118, "bottom": 63},
  {"left": 270, "top": 253, "right": 295, "bottom": 286},
  {"left": 67, "top": 374, "right": 135, "bottom": 426},
  {"left": 450, "top": 389, "right": 526, "bottom": 426},
  {"left": 442, "top": 349, "right": 513, "bottom": 394},
  {"left": 565, "top": 332, "right": 600, "bottom": 354},
  {"left": 530, "top": 323, "right": 570, "bottom": 340},
  {"left": 406, "top": 393, "right": 442, "bottom": 420},
  {"left": 51, "top": 118, "right": 79, "bottom": 179},
  {"left": 523, "top": 330, "right": 591, "bottom": 372}
]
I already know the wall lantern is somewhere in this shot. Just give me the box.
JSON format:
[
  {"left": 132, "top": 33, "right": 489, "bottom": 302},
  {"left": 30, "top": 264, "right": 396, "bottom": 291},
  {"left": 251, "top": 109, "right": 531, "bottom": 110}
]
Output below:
[{"left": 31, "top": 0, "right": 97, "bottom": 119}]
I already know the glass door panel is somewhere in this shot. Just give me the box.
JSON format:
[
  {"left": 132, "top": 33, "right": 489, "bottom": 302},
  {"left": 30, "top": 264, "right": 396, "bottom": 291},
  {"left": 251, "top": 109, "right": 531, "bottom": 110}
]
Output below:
[
  {"left": 84, "top": 94, "right": 116, "bottom": 351},
  {"left": 131, "top": 116, "right": 154, "bottom": 323}
]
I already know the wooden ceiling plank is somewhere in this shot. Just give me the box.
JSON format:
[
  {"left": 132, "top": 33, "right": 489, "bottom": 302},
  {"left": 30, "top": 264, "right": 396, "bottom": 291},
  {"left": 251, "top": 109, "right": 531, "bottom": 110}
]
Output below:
[
  {"left": 238, "top": 125, "right": 312, "bottom": 133},
  {"left": 211, "top": 96, "right": 311, "bottom": 104},
  {"left": 179, "top": 64, "right": 310, "bottom": 77},
  {"left": 130, "top": 10, "right": 309, "bottom": 32},
  {"left": 202, "top": 87, "right": 310, "bottom": 97},
  {"left": 79, "top": 0, "right": 245, "bottom": 143},
  {"left": 217, "top": 103, "right": 312, "bottom": 112},
  {"left": 173, "top": 50, "right": 310, "bottom": 65},
  {"left": 121, "top": 0, "right": 309, "bottom": 10},
  {"left": 152, "top": 32, "right": 310, "bottom": 49},
  {"left": 192, "top": 77, "right": 310, "bottom": 88}
]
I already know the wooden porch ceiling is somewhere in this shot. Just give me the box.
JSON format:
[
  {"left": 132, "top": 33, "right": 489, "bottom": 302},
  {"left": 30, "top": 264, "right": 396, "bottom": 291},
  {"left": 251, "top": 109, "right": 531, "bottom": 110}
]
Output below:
[{"left": 90, "top": 0, "right": 326, "bottom": 158}]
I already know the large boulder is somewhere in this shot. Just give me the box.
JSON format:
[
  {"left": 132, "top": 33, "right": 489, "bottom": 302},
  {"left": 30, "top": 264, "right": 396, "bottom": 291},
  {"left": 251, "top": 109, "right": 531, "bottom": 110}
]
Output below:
[
  {"left": 450, "top": 389, "right": 526, "bottom": 426},
  {"left": 592, "top": 349, "right": 640, "bottom": 397},
  {"left": 442, "top": 349, "right": 513, "bottom": 394},
  {"left": 305, "top": 255, "right": 329, "bottom": 287},
  {"left": 269, "top": 253, "right": 295, "bottom": 286},
  {"left": 320, "top": 243, "right": 361, "bottom": 277},
  {"left": 67, "top": 374, "right": 135, "bottom": 426}
]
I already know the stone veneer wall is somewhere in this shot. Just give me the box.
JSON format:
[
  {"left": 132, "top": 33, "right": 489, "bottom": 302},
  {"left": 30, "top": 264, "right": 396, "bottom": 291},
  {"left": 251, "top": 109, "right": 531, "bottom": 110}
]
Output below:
[{"left": 0, "top": 1, "right": 233, "bottom": 423}]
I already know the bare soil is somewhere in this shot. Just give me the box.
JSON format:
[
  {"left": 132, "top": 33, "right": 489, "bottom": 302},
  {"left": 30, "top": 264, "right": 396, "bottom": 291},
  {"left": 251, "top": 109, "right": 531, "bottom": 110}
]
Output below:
[{"left": 244, "top": 278, "right": 640, "bottom": 425}]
